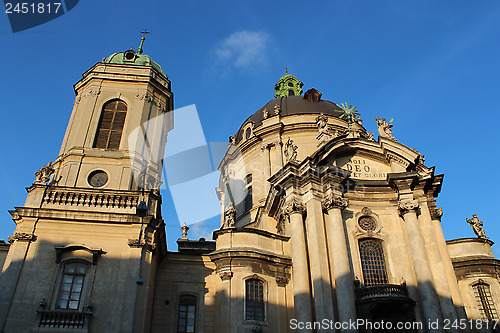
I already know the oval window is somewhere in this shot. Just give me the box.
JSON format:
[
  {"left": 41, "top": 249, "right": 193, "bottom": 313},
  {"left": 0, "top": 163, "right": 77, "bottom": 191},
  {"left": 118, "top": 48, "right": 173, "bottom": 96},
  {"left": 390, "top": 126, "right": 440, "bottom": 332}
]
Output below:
[{"left": 88, "top": 170, "right": 108, "bottom": 188}]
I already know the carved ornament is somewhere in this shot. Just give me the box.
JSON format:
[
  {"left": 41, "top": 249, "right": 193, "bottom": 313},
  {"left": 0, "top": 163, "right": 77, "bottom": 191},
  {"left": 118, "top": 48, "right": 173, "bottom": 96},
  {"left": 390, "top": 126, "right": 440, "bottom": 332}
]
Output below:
[
  {"left": 8, "top": 232, "right": 36, "bottom": 243},
  {"left": 128, "top": 238, "right": 146, "bottom": 248},
  {"left": 376, "top": 117, "right": 396, "bottom": 141},
  {"left": 361, "top": 207, "right": 372, "bottom": 215},
  {"left": 282, "top": 199, "right": 305, "bottom": 217},
  {"left": 219, "top": 271, "right": 233, "bottom": 281},
  {"left": 398, "top": 199, "right": 419, "bottom": 215},
  {"left": 430, "top": 207, "right": 443, "bottom": 220},
  {"left": 322, "top": 194, "right": 349, "bottom": 211},
  {"left": 34, "top": 162, "right": 54, "bottom": 184},
  {"left": 276, "top": 276, "right": 289, "bottom": 287}
]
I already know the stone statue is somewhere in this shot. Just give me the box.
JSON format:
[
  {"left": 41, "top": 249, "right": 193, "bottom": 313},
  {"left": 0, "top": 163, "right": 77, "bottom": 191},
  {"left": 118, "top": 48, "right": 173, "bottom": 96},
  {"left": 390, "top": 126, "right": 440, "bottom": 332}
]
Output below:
[
  {"left": 224, "top": 202, "right": 236, "bottom": 228},
  {"left": 466, "top": 214, "right": 488, "bottom": 239},
  {"left": 262, "top": 107, "right": 268, "bottom": 119},
  {"left": 284, "top": 138, "right": 298, "bottom": 162},
  {"left": 376, "top": 117, "right": 396, "bottom": 141},
  {"left": 34, "top": 161, "right": 54, "bottom": 184},
  {"left": 316, "top": 113, "right": 329, "bottom": 135},
  {"left": 274, "top": 104, "right": 281, "bottom": 115},
  {"left": 229, "top": 134, "right": 236, "bottom": 144}
]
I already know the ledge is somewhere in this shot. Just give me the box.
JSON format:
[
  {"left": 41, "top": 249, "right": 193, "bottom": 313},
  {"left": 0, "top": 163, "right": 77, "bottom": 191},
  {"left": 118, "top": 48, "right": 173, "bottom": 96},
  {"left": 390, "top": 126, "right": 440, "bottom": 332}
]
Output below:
[
  {"left": 213, "top": 227, "right": 290, "bottom": 242},
  {"left": 355, "top": 284, "right": 414, "bottom": 305},
  {"left": 446, "top": 237, "right": 494, "bottom": 246}
]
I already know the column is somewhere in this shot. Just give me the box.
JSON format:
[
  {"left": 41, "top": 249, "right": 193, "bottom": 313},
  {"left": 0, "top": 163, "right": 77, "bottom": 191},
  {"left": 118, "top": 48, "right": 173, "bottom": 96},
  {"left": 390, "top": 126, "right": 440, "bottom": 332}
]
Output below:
[
  {"left": 261, "top": 144, "right": 271, "bottom": 195},
  {"left": 283, "top": 200, "right": 313, "bottom": 332},
  {"left": 430, "top": 207, "right": 468, "bottom": 321},
  {"left": 399, "top": 199, "right": 443, "bottom": 331},
  {"left": 305, "top": 198, "right": 335, "bottom": 331},
  {"left": 418, "top": 201, "right": 460, "bottom": 331},
  {"left": 323, "top": 194, "right": 358, "bottom": 332},
  {"left": 218, "top": 271, "right": 233, "bottom": 333}
]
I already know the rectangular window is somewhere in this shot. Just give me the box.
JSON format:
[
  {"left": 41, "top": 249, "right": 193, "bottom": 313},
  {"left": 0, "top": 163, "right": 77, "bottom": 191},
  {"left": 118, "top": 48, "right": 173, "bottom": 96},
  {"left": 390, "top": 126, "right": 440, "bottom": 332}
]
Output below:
[
  {"left": 245, "top": 279, "right": 265, "bottom": 321},
  {"left": 359, "top": 239, "right": 389, "bottom": 286},
  {"left": 473, "top": 283, "right": 498, "bottom": 320},
  {"left": 178, "top": 295, "right": 196, "bottom": 333},
  {"left": 56, "top": 262, "right": 87, "bottom": 310}
]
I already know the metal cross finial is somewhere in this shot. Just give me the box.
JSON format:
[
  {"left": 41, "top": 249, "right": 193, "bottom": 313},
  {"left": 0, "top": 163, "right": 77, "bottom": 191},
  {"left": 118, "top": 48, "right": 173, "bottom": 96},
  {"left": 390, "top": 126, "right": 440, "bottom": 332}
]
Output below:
[
  {"left": 140, "top": 29, "right": 150, "bottom": 39},
  {"left": 284, "top": 66, "right": 289, "bottom": 74},
  {"left": 137, "top": 29, "right": 150, "bottom": 55}
]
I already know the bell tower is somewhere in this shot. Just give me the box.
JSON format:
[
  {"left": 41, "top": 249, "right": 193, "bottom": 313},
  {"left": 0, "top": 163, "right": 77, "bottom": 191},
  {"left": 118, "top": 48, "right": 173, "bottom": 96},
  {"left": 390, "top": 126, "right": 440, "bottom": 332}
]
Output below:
[
  {"left": 56, "top": 32, "right": 173, "bottom": 191},
  {"left": 0, "top": 34, "right": 172, "bottom": 333}
]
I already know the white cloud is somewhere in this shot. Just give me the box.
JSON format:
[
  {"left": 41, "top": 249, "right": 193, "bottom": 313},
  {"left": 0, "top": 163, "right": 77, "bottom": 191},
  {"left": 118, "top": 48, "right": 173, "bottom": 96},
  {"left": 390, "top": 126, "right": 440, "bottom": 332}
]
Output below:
[{"left": 213, "top": 30, "right": 270, "bottom": 71}]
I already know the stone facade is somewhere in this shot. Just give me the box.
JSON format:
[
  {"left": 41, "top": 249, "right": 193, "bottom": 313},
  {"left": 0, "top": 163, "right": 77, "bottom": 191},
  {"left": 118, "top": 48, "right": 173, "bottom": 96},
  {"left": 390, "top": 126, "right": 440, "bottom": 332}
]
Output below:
[{"left": 0, "top": 45, "right": 499, "bottom": 333}]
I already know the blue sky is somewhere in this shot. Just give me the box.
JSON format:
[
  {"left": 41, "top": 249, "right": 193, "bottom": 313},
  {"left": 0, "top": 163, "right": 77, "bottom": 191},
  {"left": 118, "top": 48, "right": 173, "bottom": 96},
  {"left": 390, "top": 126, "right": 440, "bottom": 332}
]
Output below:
[{"left": 0, "top": 1, "right": 499, "bottom": 253}]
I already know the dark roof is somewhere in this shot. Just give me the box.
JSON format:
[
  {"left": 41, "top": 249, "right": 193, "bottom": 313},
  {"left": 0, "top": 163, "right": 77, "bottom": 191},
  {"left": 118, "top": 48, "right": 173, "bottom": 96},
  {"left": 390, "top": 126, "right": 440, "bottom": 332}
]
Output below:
[{"left": 236, "top": 95, "right": 343, "bottom": 143}]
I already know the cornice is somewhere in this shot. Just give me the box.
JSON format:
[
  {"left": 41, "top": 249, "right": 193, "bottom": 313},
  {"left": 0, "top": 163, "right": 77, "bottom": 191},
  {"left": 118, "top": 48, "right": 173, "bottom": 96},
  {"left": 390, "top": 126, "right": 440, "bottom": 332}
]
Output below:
[
  {"left": 210, "top": 247, "right": 292, "bottom": 265},
  {"left": 213, "top": 227, "right": 290, "bottom": 242},
  {"left": 9, "top": 206, "right": 146, "bottom": 224}
]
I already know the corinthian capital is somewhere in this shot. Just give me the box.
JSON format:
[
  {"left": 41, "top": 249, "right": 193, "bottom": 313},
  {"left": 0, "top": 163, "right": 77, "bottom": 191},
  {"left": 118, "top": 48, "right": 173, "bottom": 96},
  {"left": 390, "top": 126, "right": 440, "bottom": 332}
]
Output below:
[
  {"left": 430, "top": 207, "right": 443, "bottom": 220},
  {"left": 322, "top": 193, "right": 349, "bottom": 211},
  {"left": 282, "top": 199, "right": 305, "bottom": 217},
  {"left": 398, "top": 199, "right": 419, "bottom": 215}
]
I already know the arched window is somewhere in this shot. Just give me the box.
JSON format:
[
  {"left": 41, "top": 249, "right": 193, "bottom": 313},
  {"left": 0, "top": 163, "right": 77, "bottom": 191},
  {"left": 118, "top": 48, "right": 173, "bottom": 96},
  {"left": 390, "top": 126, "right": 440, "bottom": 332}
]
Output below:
[
  {"left": 288, "top": 89, "right": 295, "bottom": 96},
  {"left": 473, "top": 282, "right": 497, "bottom": 320},
  {"left": 178, "top": 295, "right": 197, "bottom": 333},
  {"left": 93, "top": 99, "right": 127, "bottom": 149},
  {"left": 245, "top": 279, "right": 264, "bottom": 321},
  {"left": 243, "top": 174, "right": 252, "bottom": 213},
  {"left": 359, "top": 239, "right": 388, "bottom": 286},
  {"left": 245, "top": 127, "right": 252, "bottom": 140},
  {"left": 56, "top": 261, "right": 89, "bottom": 310}
]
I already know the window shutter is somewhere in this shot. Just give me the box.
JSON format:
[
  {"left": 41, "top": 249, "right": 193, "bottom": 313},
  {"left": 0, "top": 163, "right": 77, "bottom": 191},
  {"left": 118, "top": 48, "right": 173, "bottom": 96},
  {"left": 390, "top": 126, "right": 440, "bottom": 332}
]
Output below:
[{"left": 93, "top": 100, "right": 127, "bottom": 149}]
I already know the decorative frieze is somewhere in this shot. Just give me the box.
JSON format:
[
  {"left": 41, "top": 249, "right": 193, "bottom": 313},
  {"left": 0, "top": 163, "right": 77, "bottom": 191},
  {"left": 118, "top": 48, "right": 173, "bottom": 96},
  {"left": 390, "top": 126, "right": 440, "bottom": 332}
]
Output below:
[
  {"left": 322, "top": 194, "right": 349, "bottom": 211},
  {"left": 8, "top": 232, "right": 36, "bottom": 243},
  {"left": 429, "top": 207, "right": 443, "bottom": 221},
  {"left": 398, "top": 199, "right": 419, "bottom": 215},
  {"left": 282, "top": 199, "right": 305, "bottom": 217},
  {"left": 386, "top": 153, "right": 410, "bottom": 168}
]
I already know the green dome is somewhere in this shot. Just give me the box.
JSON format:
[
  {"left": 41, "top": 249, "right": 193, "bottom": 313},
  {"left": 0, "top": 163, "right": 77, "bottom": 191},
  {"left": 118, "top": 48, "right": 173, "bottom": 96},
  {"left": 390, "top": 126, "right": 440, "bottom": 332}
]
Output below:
[{"left": 103, "top": 49, "right": 165, "bottom": 75}]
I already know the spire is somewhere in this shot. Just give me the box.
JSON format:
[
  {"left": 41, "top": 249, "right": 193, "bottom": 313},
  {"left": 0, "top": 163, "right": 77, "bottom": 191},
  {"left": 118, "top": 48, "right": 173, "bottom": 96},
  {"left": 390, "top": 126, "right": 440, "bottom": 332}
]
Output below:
[
  {"left": 137, "top": 29, "right": 150, "bottom": 55},
  {"left": 274, "top": 70, "right": 304, "bottom": 98}
]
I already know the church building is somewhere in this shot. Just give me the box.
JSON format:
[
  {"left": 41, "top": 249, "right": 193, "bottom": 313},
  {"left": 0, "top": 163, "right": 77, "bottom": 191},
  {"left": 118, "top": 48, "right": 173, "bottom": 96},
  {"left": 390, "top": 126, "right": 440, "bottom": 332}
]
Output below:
[{"left": 0, "top": 39, "right": 499, "bottom": 333}]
